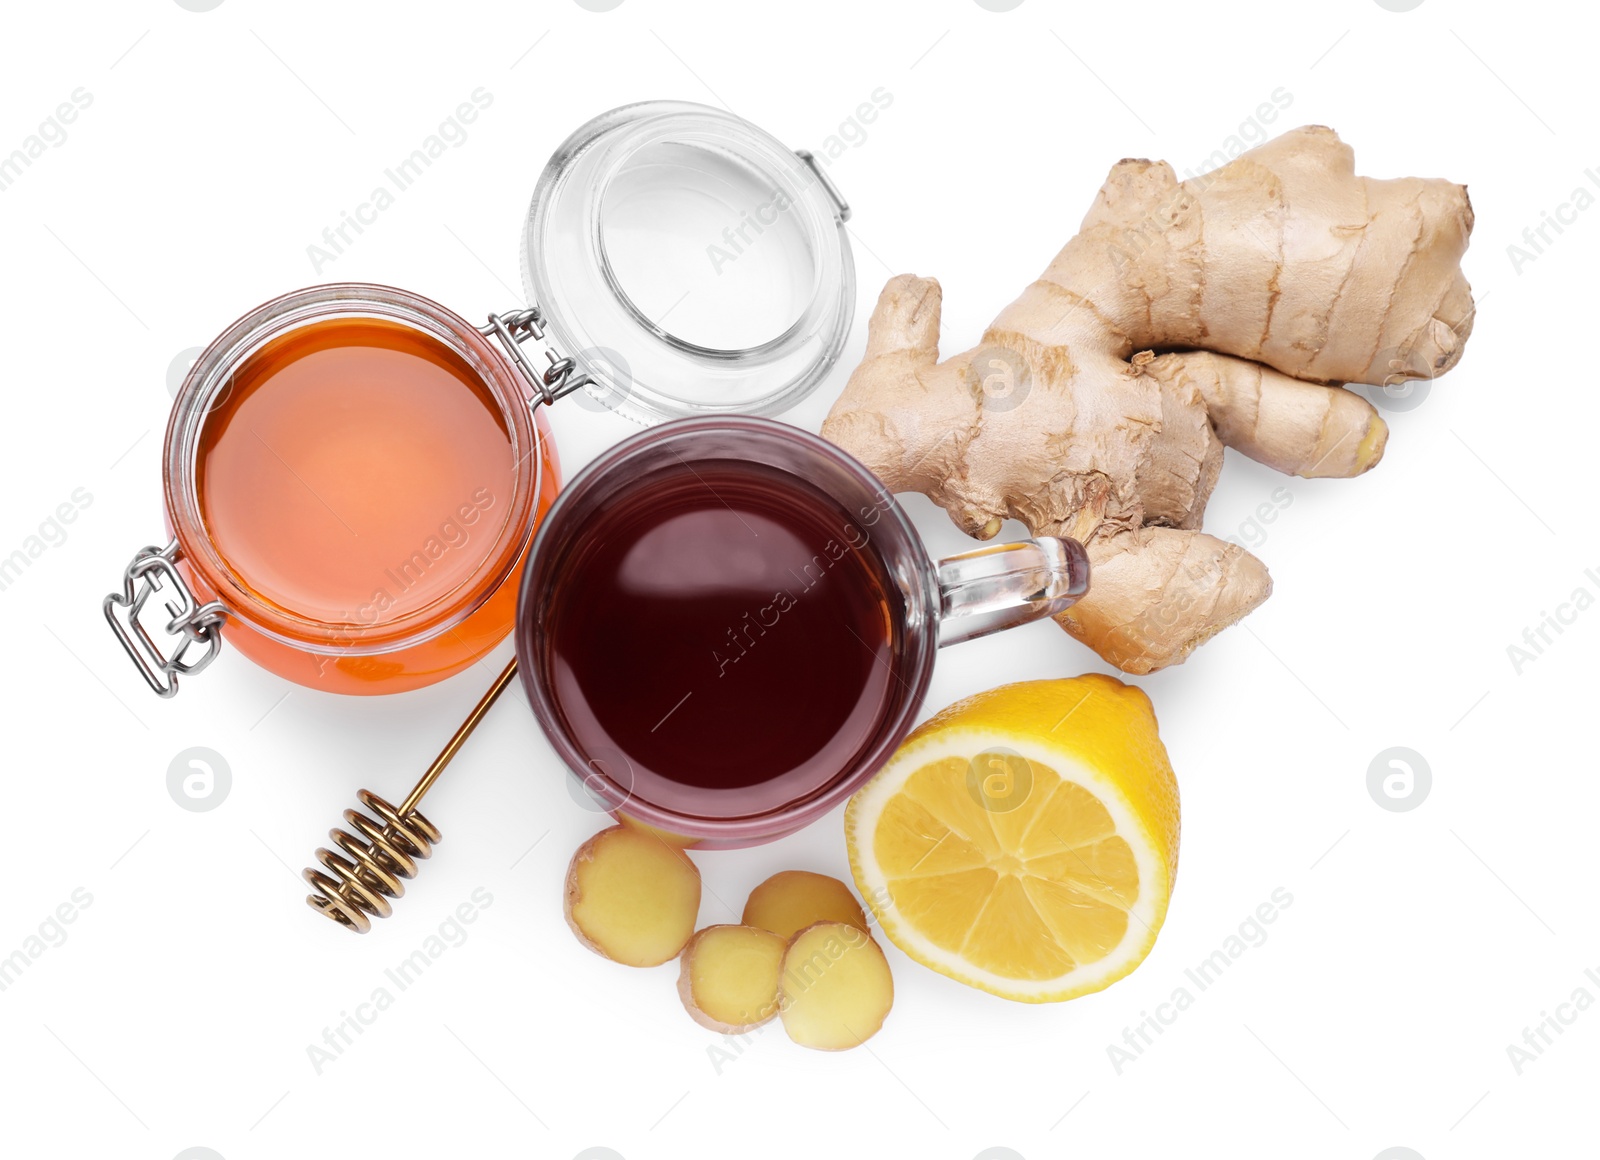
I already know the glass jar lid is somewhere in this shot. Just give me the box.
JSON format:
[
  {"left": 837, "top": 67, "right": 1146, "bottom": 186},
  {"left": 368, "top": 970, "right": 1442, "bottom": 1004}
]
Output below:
[{"left": 523, "top": 101, "right": 855, "bottom": 425}]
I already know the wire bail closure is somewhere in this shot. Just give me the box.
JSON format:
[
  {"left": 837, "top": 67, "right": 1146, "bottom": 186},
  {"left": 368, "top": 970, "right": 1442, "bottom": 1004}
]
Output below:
[
  {"left": 102, "top": 539, "right": 228, "bottom": 699},
  {"left": 480, "top": 306, "right": 592, "bottom": 410}
]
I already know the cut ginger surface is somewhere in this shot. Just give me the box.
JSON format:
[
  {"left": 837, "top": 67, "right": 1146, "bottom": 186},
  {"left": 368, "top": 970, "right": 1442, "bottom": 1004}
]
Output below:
[
  {"left": 678, "top": 925, "right": 785, "bottom": 1034},
  {"left": 564, "top": 826, "right": 701, "bottom": 967},
  {"left": 742, "top": 871, "right": 868, "bottom": 940},
  {"left": 778, "top": 922, "right": 894, "bottom": 1051}
]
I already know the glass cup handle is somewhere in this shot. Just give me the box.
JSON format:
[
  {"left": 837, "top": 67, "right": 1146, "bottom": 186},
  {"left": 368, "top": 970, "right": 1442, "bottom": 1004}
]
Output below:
[{"left": 934, "top": 537, "right": 1090, "bottom": 647}]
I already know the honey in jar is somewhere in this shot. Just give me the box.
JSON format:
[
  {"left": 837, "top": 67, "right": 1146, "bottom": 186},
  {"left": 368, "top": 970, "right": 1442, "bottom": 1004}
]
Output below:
[{"left": 153, "top": 286, "right": 558, "bottom": 694}]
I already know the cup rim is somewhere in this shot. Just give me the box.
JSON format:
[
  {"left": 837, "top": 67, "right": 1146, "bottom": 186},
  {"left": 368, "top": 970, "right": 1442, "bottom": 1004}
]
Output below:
[{"left": 515, "top": 415, "right": 937, "bottom": 843}]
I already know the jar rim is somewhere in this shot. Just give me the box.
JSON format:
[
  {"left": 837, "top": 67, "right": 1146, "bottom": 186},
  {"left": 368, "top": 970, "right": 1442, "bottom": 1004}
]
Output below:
[
  {"left": 523, "top": 101, "right": 856, "bottom": 426},
  {"left": 163, "top": 282, "right": 544, "bottom": 656}
]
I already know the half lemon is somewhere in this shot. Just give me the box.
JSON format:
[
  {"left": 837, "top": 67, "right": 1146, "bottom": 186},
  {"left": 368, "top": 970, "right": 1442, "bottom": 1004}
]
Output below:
[{"left": 845, "top": 675, "right": 1179, "bottom": 1003}]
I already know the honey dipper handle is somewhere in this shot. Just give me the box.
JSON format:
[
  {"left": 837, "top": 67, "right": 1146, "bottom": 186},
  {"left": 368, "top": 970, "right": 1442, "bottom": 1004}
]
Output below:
[{"left": 400, "top": 658, "right": 520, "bottom": 815}]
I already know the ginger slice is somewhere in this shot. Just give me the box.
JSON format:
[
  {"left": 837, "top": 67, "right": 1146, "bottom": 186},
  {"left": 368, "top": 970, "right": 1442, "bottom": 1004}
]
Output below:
[
  {"left": 564, "top": 826, "right": 701, "bottom": 967},
  {"left": 677, "top": 925, "right": 786, "bottom": 1034},
  {"left": 778, "top": 922, "right": 894, "bottom": 1051},
  {"left": 743, "top": 871, "right": 868, "bottom": 940}
]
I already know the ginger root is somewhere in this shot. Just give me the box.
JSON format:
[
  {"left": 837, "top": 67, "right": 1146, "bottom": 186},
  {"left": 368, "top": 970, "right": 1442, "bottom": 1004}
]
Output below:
[
  {"left": 564, "top": 826, "right": 701, "bottom": 967},
  {"left": 823, "top": 126, "right": 1474, "bottom": 672},
  {"left": 742, "top": 871, "right": 868, "bottom": 940},
  {"left": 778, "top": 922, "right": 895, "bottom": 1051},
  {"left": 678, "top": 924, "right": 786, "bottom": 1033}
]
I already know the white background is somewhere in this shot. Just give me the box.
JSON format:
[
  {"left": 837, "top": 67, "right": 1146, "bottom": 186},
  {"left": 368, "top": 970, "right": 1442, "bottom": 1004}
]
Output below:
[{"left": 0, "top": 1, "right": 1592, "bottom": 1158}]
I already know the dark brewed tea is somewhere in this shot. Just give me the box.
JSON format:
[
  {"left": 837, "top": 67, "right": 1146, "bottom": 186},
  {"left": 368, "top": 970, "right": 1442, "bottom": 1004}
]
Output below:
[{"left": 542, "top": 459, "right": 905, "bottom": 818}]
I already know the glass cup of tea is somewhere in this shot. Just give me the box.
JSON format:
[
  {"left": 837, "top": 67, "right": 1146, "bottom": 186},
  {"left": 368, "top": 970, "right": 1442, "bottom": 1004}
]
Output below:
[{"left": 517, "top": 416, "right": 1090, "bottom": 848}]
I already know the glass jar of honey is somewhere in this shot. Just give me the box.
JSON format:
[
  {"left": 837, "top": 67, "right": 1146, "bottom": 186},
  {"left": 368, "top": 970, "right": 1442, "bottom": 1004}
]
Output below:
[{"left": 104, "top": 101, "right": 857, "bottom": 697}]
